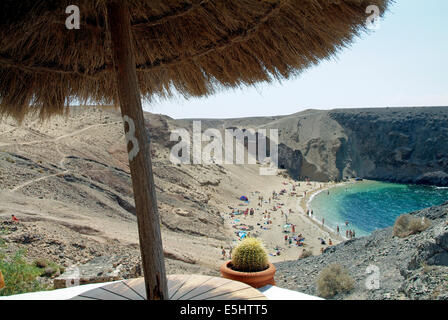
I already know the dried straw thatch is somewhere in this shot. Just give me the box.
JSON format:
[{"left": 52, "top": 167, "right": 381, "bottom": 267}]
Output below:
[{"left": 0, "top": 0, "right": 390, "bottom": 121}]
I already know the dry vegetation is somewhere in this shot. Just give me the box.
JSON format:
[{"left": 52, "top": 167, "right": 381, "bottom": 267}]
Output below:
[
  {"left": 393, "top": 214, "right": 431, "bottom": 238},
  {"left": 317, "top": 263, "right": 354, "bottom": 299},
  {"left": 299, "top": 249, "right": 313, "bottom": 259}
]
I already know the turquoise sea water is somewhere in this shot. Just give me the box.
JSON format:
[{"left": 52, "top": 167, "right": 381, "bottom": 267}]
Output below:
[{"left": 308, "top": 180, "right": 448, "bottom": 237}]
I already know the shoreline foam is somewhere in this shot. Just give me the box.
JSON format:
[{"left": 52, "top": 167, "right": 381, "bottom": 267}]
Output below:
[
  {"left": 305, "top": 179, "right": 448, "bottom": 239},
  {"left": 298, "top": 182, "right": 348, "bottom": 241}
]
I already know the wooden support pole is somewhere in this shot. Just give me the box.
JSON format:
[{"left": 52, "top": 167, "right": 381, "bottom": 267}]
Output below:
[{"left": 106, "top": 1, "right": 168, "bottom": 300}]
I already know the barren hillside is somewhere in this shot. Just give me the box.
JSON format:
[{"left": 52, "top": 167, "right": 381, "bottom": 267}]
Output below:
[
  {"left": 0, "top": 106, "right": 296, "bottom": 280},
  {"left": 1, "top": 105, "right": 447, "bottom": 288},
  {"left": 195, "top": 106, "right": 448, "bottom": 185}
]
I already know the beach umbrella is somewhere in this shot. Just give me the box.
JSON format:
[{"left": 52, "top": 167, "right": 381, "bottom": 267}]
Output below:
[{"left": 0, "top": 0, "right": 390, "bottom": 299}]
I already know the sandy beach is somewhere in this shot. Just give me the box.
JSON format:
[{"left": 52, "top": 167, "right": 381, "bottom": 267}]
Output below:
[
  {"left": 220, "top": 175, "right": 344, "bottom": 263},
  {"left": 0, "top": 108, "right": 359, "bottom": 279}
]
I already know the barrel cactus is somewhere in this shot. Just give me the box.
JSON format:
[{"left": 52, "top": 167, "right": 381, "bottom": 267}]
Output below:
[{"left": 231, "top": 238, "right": 269, "bottom": 272}]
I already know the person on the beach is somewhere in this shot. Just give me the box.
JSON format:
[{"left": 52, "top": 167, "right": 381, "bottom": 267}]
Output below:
[
  {"left": 336, "top": 225, "right": 340, "bottom": 233},
  {"left": 329, "top": 239, "right": 333, "bottom": 246},
  {"left": 284, "top": 235, "right": 288, "bottom": 243},
  {"left": 11, "top": 215, "right": 19, "bottom": 222},
  {"left": 292, "top": 224, "right": 296, "bottom": 233},
  {"left": 352, "top": 230, "right": 356, "bottom": 238},
  {"left": 322, "top": 218, "right": 325, "bottom": 227},
  {"left": 221, "top": 246, "right": 226, "bottom": 260}
]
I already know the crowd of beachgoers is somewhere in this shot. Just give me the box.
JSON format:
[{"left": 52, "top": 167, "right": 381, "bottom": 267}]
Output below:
[{"left": 220, "top": 178, "right": 351, "bottom": 262}]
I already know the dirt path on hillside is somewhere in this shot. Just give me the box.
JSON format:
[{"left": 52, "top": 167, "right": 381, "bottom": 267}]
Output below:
[
  {"left": 0, "top": 122, "right": 121, "bottom": 148},
  {"left": 7, "top": 122, "right": 121, "bottom": 192}
]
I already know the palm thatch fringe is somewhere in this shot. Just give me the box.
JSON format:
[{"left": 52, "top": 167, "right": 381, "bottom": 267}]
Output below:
[{"left": 0, "top": 0, "right": 391, "bottom": 121}]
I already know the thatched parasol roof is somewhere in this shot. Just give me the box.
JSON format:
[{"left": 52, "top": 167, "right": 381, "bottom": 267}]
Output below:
[
  {"left": 2, "top": 0, "right": 392, "bottom": 301},
  {"left": 0, "top": 0, "right": 390, "bottom": 121}
]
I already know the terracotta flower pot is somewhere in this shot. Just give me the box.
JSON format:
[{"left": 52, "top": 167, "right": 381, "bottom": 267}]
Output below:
[
  {"left": 220, "top": 260, "right": 276, "bottom": 288},
  {"left": 0, "top": 270, "right": 5, "bottom": 290}
]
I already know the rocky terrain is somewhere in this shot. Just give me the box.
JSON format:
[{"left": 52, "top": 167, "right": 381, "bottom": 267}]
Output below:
[
  {"left": 0, "top": 106, "right": 306, "bottom": 286},
  {"left": 1, "top": 105, "right": 447, "bottom": 296},
  {"left": 0, "top": 107, "right": 237, "bottom": 284},
  {"left": 195, "top": 106, "right": 448, "bottom": 186},
  {"left": 327, "top": 107, "right": 448, "bottom": 186},
  {"left": 274, "top": 202, "right": 448, "bottom": 300}
]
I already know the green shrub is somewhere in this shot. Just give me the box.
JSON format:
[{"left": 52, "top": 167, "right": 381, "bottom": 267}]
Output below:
[
  {"left": 33, "top": 258, "right": 64, "bottom": 277},
  {"left": 42, "top": 267, "right": 58, "bottom": 277},
  {"left": 33, "top": 258, "right": 47, "bottom": 269},
  {"left": 317, "top": 263, "right": 354, "bottom": 299},
  {"left": 299, "top": 249, "right": 313, "bottom": 259},
  {"left": 393, "top": 214, "right": 431, "bottom": 238},
  {"left": 231, "top": 238, "right": 269, "bottom": 272},
  {"left": 0, "top": 250, "right": 49, "bottom": 296}
]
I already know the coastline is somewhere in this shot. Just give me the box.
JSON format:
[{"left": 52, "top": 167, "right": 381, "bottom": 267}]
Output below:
[
  {"left": 301, "top": 179, "right": 448, "bottom": 241},
  {"left": 299, "top": 181, "right": 351, "bottom": 241},
  {"left": 221, "top": 176, "right": 348, "bottom": 262}
]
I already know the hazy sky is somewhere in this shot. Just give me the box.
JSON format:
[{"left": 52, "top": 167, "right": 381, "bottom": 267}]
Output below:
[{"left": 145, "top": 0, "right": 448, "bottom": 119}]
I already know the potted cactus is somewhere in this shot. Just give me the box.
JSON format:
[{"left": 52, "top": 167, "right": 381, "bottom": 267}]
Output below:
[{"left": 220, "top": 238, "right": 276, "bottom": 288}]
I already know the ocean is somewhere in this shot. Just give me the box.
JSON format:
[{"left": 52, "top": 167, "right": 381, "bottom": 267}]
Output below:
[{"left": 307, "top": 180, "right": 448, "bottom": 237}]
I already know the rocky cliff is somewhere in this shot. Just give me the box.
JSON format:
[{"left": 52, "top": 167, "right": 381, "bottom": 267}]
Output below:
[
  {"left": 201, "top": 107, "right": 448, "bottom": 186},
  {"left": 274, "top": 202, "right": 448, "bottom": 300},
  {"left": 328, "top": 107, "right": 448, "bottom": 186}
]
